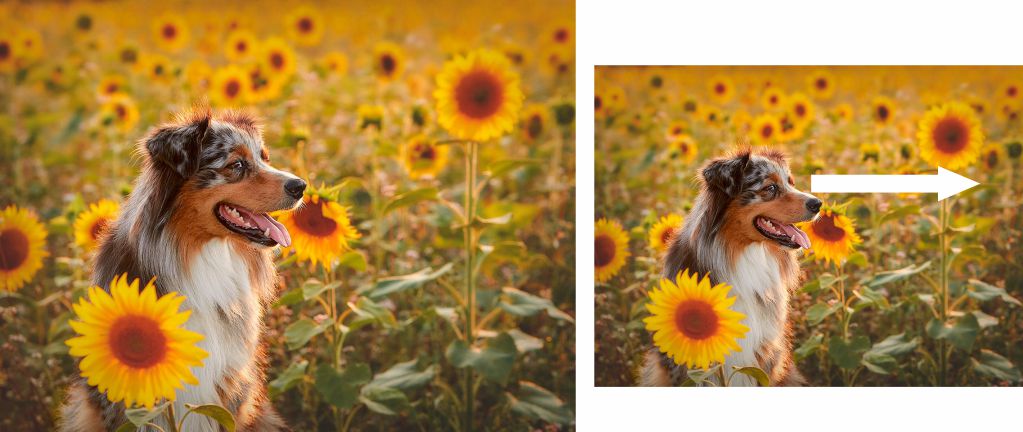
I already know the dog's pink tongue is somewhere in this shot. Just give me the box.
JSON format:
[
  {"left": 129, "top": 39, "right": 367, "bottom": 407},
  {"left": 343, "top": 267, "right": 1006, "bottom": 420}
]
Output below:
[
  {"left": 236, "top": 206, "right": 291, "bottom": 247},
  {"left": 779, "top": 223, "right": 812, "bottom": 249}
]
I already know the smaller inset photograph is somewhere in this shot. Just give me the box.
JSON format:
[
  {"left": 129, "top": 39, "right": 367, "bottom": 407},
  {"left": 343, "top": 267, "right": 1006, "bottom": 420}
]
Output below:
[{"left": 595, "top": 66, "right": 1023, "bottom": 387}]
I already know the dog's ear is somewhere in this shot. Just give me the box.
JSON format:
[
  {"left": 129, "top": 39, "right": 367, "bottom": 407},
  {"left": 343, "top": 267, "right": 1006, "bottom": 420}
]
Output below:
[
  {"left": 701, "top": 151, "right": 751, "bottom": 197},
  {"left": 143, "top": 113, "right": 211, "bottom": 177}
]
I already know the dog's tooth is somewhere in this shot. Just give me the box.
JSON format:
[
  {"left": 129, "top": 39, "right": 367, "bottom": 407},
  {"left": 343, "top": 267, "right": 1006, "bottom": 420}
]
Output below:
[{"left": 264, "top": 228, "right": 271, "bottom": 237}]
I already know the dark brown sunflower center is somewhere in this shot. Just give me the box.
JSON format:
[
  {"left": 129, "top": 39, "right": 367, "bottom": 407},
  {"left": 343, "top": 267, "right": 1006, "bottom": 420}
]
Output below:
[
  {"left": 380, "top": 55, "right": 396, "bottom": 75},
  {"left": 298, "top": 17, "right": 313, "bottom": 33},
  {"left": 414, "top": 143, "right": 436, "bottom": 161},
  {"left": 594, "top": 96, "right": 603, "bottom": 110},
  {"left": 0, "top": 228, "right": 29, "bottom": 271},
  {"left": 120, "top": 48, "right": 137, "bottom": 63},
  {"left": 108, "top": 314, "right": 168, "bottom": 369},
  {"left": 225, "top": 79, "right": 241, "bottom": 98},
  {"left": 795, "top": 104, "right": 807, "bottom": 117},
  {"left": 105, "top": 83, "right": 118, "bottom": 94},
  {"left": 811, "top": 214, "right": 846, "bottom": 242},
  {"left": 1008, "top": 86, "right": 1018, "bottom": 97},
  {"left": 90, "top": 218, "right": 110, "bottom": 241},
  {"left": 270, "top": 52, "right": 285, "bottom": 69},
  {"left": 815, "top": 78, "right": 828, "bottom": 90},
  {"left": 761, "top": 124, "right": 774, "bottom": 138},
  {"left": 236, "top": 41, "right": 248, "bottom": 53},
  {"left": 153, "top": 64, "right": 164, "bottom": 76},
  {"left": 554, "top": 28, "right": 569, "bottom": 43},
  {"left": 932, "top": 117, "right": 969, "bottom": 154},
  {"left": 115, "top": 104, "right": 127, "bottom": 119},
  {"left": 986, "top": 150, "right": 998, "bottom": 168},
  {"left": 293, "top": 200, "right": 337, "bottom": 237},
  {"left": 0, "top": 42, "right": 9, "bottom": 60},
  {"left": 660, "top": 227, "right": 675, "bottom": 245},
  {"left": 714, "top": 83, "right": 726, "bottom": 95},
  {"left": 594, "top": 234, "right": 616, "bottom": 267},
  {"left": 674, "top": 299, "right": 719, "bottom": 340},
  {"left": 527, "top": 115, "right": 543, "bottom": 138},
  {"left": 877, "top": 105, "right": 890, "bottom": 121},
  {"left": 454, "top": 70, "right": 505, "bottom": 120},
  {"left": 162, "top": 24, "right": 176, "bottom": 39},
  {"left": 769, "top": 95, "right": 778, "bottom": 104}
]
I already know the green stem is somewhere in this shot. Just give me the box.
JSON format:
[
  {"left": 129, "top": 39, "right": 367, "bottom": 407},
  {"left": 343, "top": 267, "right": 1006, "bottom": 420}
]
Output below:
[
  {"left": 462, "top": 141, "right": 479, "bottom": 431},
  {"left": 165, "top": 403, "right": 179, "bottom": 432},
  {"left": 340, "top": 404, "right": 363, "bottom": 432},
  {"left": 938, "top": 199, "right": 949, "bottom": 386}
]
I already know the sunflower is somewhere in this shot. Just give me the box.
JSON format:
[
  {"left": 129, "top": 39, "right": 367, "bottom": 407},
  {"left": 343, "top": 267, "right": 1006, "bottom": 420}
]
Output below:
[
  {"left": 787, "top": 92, "right": 815, "bottom": 127},
  {"left": 357, "top": 104, "right": 384, "bottom": 130},
  {"left": 96, "top": 74, "right": 126, "bottom": 100},
  {"left": 74, "top": 199, "right": 119, "bottom": 251},
  {"left": 997, "top": 99, "right": 1020, "bottom": 123},
  {"left": 373, "top": 41, "right": 405, "bottom": 82},
  {"left": 981, "top": 143, "right": 1002, "bottom": 170},
  {"left": 778, "top": 113, "right": 806, "bottom": 142},
  {"left": 520, "top": 104, "right": 550, "bottom": 142},
  {"left": 665, "top": 119, "right": 689, "bottom": 140},
  {"left": 760, "top": 87, "right": 786, "bottom": 111},
  {"left": 224, "top": 29, "right": 259, "bottom": 63},
  {"left": 152, "top": 13, "right": 190, "bottom": 53},
  {"left": 247, "top": 65, "right": 284, "bottom": 103},
  {"left": 274, "top": 193, "right": 361, "bottom": 268},
  {"left": 285, "top": 5, "right": 324, "bottom": 46},
  {"left": 917, "top": 102, "right": 984, "bottom": 170},
  {"left": 594, "top": 218, "right": 629, "bottom": 283},
  {"left": 320, "top": 51, "right": 349, "bottom": 76},
  {"left": 65, "top": 274, "right": 207, "bottom": 409},
  {"left": 117, "top": 43, "right": 140, "bottom": 68},
  {"left": 434, "top": 49, "right": 524, "bottom": 142},
  {"left": 797, "top": 203, "right": 861, "bottom": 266},
  {"left": 643, "top": 270, "right": 749, "bottom": 370},
  {"left": 1002, "top": 82, "right": 1021, "bottom": 100},
  {"left": 807, "top": 70, "right": 836, "bottom": 100},
  {"left": 209, "top": 64, "right": 251, "bottom": 107},
  {"left": 14, "top": 28, "right": 43, "bottom": 64},
  {"left": 99, "top": 94, "right": 140, "bottom": 132},
  {"left": 648, "top": 214, "right": 683, "bottom": 253},
  {"left": 750, "top": 113, "right": 781, "bottom": 145},
  {"left": 139, "top": 54, "right": 173, "bottom": 84},
  {"left": 668, "top": 134, "right": 698, "bottom": 163},
  {"left": 548, "top": 21, "right": 574, "bottom": 47},
  {"left": 708, "top": 75, "right": 734, "bottom": 103},
  {"left": 1006, "top": 141, "right": 1022, "bottom": 160},
  {"left": 699, "top": 105, "right": 723, "bottom": 127},
  {"left": 832, "top": 103, "right": 853, "bottom": 122},
  {"left": 859, "top": 143, "right": 880, "bottom": 163},
  {"left": 0, "top": 206, "right": 48, "bottom": 292},
  {"left": 261, "top": 37, "right": 297, "bottom": 80},
  {"left": 400, "top": 135, "right": 449, "bottom": 179},
  {"left": 871, "top": 96, "right": 896, "bottom": 127},
  {"left": 0, "top": 32, "right": 16, "bottom": 73},
  {"left": 183, "top": 59, "right": 212, "bottom": 90}
]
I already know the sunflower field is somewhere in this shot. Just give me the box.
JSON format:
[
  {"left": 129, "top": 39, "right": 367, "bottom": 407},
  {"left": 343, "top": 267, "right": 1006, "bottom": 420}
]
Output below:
[
  {"left": 595, "top": 66, "right": 1023, "bottom": 387},
  {"left": 0, "top": 1, "right": 575, "bottom": 430}
]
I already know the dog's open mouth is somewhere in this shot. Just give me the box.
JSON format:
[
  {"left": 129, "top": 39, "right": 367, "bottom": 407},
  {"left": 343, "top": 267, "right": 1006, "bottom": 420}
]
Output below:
[
  {"left": 215, "top": 202, "right": 292, "bottom": 247},
  {"left": 754, "top": 216, "right": 811, "bottom": 249}
]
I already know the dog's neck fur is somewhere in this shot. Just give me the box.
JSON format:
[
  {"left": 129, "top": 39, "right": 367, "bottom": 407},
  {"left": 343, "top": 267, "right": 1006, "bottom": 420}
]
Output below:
[
  {"left": 91, "top": 163, "right": 276, "bottom": 431},
  {"left": 661, "top": 190, "right": 800, "bottom": 386}
]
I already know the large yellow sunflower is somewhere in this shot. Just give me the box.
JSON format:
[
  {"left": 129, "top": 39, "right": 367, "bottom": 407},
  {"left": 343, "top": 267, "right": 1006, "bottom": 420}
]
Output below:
[
  {"left": 209, "top": 64, "right": 251, "bottom": 107},
  {"left": 400, "top": 134, "right": 449, "bottom": 179},
  {"left": 0, "top": 205, "right": 48, "bottom": 292},
  {"left": 648, "top": 213, "right": 683, "bottom": 253},
  {"left": 787, "top": 92, "right": 815, "bottom": 127},
  {"left": 152, "top": 13, "right": 190, "bottom": 53},
  {"left": 74, "top": 199, "right": 119, "bottom": 252},
  {"left": 274, "top": 193, "right": 361, "bottom": 268},
  {"left": 797, "top": 203, "right": 861, "bottom": 266},
  {"left": 261, "top": 37, "right": 297, "bottom": 80},
  {"left": 916, "top": 102, "right": 984, "bottom": 170},
  {"left": 285, "top": 5, "right": 324, "bottom": 46},
  {"left": 434, "top": 49, "right": 523, "bottom": 142},
  {"left": 224, "top": 29, "right": 259, "bottom": 63},
  {"left": 594, "top": 218, "right": 629, "bottom": 283},
  {"left": 65, "top": 274, "right": 207, "bottom": 409},
  {"left": 644, "top": 270, "right": 749, "bottom": 369},
  {"left": 373, "top": 41, "right": 405, "bottom": 82}
]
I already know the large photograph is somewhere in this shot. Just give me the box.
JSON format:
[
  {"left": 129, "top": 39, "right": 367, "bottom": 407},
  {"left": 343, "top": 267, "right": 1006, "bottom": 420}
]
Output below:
[
  {"left": 0, "top": 1, "right": 575, "bottom": 430},
  {"left": 595, "top": 66, "right": 1022, "bottom": 387}
]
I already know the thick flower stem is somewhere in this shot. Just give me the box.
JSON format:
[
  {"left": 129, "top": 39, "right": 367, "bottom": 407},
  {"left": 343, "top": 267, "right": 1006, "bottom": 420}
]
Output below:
[
  {"left": 165, "top": 403, "right": 179, "bottom": 432},
  {"left": 462, "top": 140, "right": 479, "bottom": 431}
]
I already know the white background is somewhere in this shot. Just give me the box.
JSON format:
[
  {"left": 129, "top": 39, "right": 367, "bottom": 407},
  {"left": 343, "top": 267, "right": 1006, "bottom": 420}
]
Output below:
[{"left": 575, "top": 0, "right": 1023, "bottom": 430}]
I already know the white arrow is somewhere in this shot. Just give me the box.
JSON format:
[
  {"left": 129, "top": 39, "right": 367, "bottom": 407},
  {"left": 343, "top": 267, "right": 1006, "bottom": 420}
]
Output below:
[{"left": 811, "top": 167, "right": 979, "bottom": 201}]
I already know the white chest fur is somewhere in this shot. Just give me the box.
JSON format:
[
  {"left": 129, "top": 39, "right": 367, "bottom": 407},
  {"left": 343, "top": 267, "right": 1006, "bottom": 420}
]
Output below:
[
  {"left": 161, "top": 239, "right": 261, "bottom": 431},
  {"left": 715, "top": 243, "right": 789, "bottom": 386}
]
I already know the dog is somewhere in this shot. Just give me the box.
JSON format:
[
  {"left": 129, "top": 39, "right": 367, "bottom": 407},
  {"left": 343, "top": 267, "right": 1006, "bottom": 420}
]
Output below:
[
  {"left": 639, "top": 148, "right": 820, "bottom": 387},
  {"left": 59, "top": 108, "right": 303, "bottom": 431}
]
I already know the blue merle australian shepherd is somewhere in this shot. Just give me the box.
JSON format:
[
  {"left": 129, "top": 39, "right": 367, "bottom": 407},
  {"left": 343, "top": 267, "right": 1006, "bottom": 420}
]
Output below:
[
  {"left": 639, "top": 148, "right": 821, "bottom": 386},
  {"left": 59, "top": 108, "right": 304, "bottom": 431}
]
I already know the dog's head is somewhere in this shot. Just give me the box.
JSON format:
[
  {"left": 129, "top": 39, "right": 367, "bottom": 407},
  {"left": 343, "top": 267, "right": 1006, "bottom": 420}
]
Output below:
[
  {"left": 701, "top": 148, "right": 820, "bottom": 250},
  {"left": 142, "top": 109, "right": 304, "bottom": 248}
]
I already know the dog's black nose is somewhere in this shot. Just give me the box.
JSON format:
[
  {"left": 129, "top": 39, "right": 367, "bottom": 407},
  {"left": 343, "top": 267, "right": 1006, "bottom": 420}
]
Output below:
[
  {"left": 284, "top": 178, "right": 307, "bottom": 199},
  {"left": 806, "top": 198, "right": 822, "bottom": 213}
]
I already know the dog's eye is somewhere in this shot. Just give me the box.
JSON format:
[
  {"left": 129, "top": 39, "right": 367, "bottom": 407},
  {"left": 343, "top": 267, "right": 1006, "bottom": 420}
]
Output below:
[
  {"left": 764, "top": 184, "right": 778, "bottom": 194},
  {"left": 230, "top": 160, "right": 246, "bottom": 171}
]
